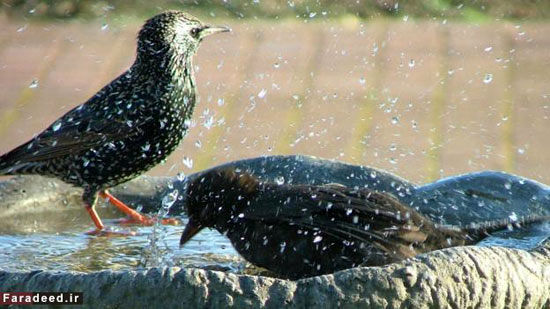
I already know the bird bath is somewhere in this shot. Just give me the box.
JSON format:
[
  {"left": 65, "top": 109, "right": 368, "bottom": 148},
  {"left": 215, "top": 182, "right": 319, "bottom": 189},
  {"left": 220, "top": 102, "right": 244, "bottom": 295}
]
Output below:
[{"left": 0, "top": 155, "right": 549, "bottom": 275}]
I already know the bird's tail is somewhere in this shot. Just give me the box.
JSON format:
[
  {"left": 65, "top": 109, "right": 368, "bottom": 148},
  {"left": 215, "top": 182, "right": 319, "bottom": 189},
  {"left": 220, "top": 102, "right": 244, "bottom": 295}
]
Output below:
[
  {"left": 461, "top": 214, "right": 550, "bottom": 242},
  {"left": 0, "top": 143, "right": 37, "bottom": 176},
  {"left": 0, "top": 151, "right": 15, "bottom": 175}
]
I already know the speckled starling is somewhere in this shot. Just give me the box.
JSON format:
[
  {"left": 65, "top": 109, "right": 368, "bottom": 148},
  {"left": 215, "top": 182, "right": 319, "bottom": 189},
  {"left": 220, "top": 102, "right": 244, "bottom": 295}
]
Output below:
[
  {"left": 180, "top": 168, "right": 550, "bottom": 279},
  {"left": 0, "top": 11, "right": 229, "bottom": 234}
]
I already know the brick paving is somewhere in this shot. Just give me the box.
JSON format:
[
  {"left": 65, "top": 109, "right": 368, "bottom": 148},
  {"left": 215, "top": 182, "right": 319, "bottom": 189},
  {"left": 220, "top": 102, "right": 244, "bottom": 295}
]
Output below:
[{"left": 0, "top": 17, "right": 549, "bottom": 185}]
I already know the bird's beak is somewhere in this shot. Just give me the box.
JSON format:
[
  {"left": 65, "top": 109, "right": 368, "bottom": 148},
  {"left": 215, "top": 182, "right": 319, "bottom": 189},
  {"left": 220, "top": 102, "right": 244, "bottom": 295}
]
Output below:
[
  {"left": 199, "top": 25, "right": 231, "bottom": 39},
  {"left": 179, "top": 217, "right": 203, "bottom": 247}
]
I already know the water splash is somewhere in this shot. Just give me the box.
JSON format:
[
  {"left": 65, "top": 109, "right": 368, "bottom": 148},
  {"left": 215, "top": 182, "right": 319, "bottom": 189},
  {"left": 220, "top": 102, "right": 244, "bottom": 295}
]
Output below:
[{"left": 141, "top": 189, "right": 179, "bottom": 268}]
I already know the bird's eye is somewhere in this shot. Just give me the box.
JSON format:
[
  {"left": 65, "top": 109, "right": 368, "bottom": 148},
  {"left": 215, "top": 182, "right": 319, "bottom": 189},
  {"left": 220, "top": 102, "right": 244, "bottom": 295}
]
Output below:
[{"left": 190, "top": 27, "right": 200, "bottom": 38}]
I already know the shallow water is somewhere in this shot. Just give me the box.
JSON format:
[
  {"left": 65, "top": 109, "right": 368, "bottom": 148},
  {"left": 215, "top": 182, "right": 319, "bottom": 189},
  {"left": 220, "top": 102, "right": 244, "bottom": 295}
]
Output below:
[
  {"left": 0, "top": 217, "right": 547, "bottom": 274},
  {"left": 0, "top": 218, "right": 244, "bottom": 273}
]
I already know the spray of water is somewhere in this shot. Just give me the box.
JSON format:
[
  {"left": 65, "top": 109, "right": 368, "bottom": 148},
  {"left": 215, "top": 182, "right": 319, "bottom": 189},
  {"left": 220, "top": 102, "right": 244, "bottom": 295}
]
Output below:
[{"left": 140, "top": 174, "right": 183, "bottom": 267}]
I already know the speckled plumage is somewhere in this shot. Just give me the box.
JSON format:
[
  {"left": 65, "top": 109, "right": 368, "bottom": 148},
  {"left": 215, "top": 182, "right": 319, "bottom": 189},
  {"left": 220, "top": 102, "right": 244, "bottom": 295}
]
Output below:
[
  {"left": 0, "top": 11, "right": 229, "bottom": 226},
  {"left": 180, "top": 168, "right": 550, "bottom": 279}
]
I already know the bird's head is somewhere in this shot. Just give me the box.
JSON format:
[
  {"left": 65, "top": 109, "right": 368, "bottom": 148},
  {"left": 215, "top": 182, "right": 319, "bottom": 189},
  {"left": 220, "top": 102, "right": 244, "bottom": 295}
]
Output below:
[
  {"left": 136, "top": 11, "right": 230, "bottom": 64},
  {"left": 180, "top": 168, "right": 259, "bottom": 247}
]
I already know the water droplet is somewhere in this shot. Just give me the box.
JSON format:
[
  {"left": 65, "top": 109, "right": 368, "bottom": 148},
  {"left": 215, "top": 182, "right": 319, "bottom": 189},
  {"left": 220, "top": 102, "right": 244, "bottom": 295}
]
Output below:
[
  {"left": 161, "top": 190, "right": 179, "bottom": 211},
  {"left": 141, "top": 143, "right": 151, "bottom": 152},
  {"left": 279, "top": 241, "right": 286, "bottom": 253},
  {"left": 359, "top": 77, "right": 366, "bottom": 85},
  {"left": 17, "top": 24, "right": 28, "bottom": 32},
  {"left": 313, "top": 235, "right": 323, "bottom": 243},
  {"left": 275, "top": 176, "right": 285, "bottom": 185},
  {"left": 391, "top": 116, "right": 400, "bottom": 125},
  {"left": 29, "top": 79, "right": 39, "bottom": 88},
  {"left": 483, "top": 73, "right": 493, "bottom": 84},
  {"left": 182, "top": 157, "right": 194, "bottom": 169},
  {"left": 408, "top": 59, "right": 415, "bottom": 68},
  {"left": 258, "top": 88, "right": 267, "bottom": 99},
  {"left": 52, "top": 121, "right": 62, "bottom": 131},
  {"left": 203, "top": 116, "right": 214, "bottom": 129}
]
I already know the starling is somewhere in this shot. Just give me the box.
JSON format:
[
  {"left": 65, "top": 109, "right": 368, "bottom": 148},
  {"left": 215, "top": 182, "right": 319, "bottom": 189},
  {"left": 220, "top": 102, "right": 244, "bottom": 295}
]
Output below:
[
  {"left": 0, "top": 11, "right": 230, "bottom": 234},
  {"left": 180, "top": 168, "right": 550, "bottom": 279}
]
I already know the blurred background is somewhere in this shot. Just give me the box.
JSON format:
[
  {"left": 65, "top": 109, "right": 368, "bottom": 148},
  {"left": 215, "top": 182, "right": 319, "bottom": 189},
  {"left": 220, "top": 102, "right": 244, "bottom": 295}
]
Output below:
[{"left": 1, "top": 0, "right": 549, "bottom": 185}]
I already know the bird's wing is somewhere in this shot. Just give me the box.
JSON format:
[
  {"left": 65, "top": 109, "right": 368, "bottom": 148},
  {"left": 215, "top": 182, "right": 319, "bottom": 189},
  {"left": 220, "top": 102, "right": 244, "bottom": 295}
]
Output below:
[
  {"left": 242, "top": 184, "right": 429, "bottom": 252},
  {"left": 3, "top": 93, "right": 158, "bottom": 163}
]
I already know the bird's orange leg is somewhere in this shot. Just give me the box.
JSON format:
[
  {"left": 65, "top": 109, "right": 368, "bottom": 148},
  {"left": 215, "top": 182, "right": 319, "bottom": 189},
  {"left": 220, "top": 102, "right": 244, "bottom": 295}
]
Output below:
[
  {"left": 85, "top": 205, "right": 105, "bottom": 230},
  {"left": 84, "top": 204, "right": 137, "bottom": 236},
  {"left": 99, "top": 190, "right": 179, "bottom": 226}
]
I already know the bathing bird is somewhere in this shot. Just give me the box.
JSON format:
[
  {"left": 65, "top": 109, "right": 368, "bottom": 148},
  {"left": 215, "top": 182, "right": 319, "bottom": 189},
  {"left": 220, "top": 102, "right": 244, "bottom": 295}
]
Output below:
[
  {"left": 0, "top": 11, "right": 230, "bottom": 235},
  {"left": 180, "top": 168, "right": 550, "bottom": 279}
]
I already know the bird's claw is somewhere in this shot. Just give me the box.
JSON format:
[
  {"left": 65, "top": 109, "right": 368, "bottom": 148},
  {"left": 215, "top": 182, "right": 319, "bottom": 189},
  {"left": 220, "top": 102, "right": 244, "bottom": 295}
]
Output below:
[{"left": 114, "top": 216, "right": 180, "bottom": 226}]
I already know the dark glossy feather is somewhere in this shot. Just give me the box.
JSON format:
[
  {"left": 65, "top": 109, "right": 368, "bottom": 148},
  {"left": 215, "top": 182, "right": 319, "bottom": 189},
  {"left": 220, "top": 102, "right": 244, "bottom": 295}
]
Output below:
[{"left": 182, "top": 168, "right": 550, "bottom": 279}]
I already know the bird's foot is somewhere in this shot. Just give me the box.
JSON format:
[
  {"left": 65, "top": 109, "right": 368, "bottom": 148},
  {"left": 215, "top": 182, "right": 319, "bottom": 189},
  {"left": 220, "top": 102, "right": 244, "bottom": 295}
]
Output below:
[
  {"left": 115, "top": 216, "right": 180, "bottom": 226},
  {"left": 99, "top": 191, "right": 180, "bottom": 226},
  {"left": 85, "top": 226, "right": 138, "bottom": 236}
]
